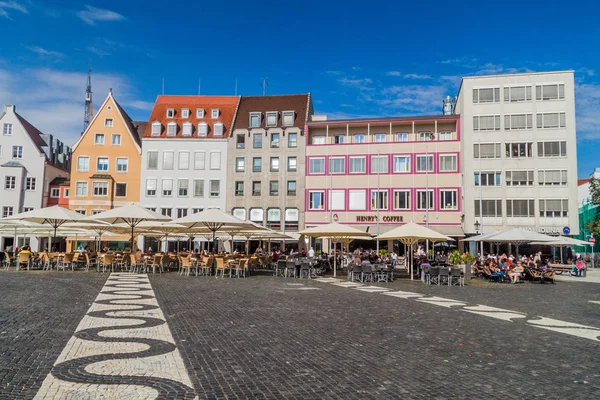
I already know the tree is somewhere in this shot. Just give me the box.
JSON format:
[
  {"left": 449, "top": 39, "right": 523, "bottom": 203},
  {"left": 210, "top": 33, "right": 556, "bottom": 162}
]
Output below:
[{"left": 585, "top": 176, "right": 600, "bottom": 236}]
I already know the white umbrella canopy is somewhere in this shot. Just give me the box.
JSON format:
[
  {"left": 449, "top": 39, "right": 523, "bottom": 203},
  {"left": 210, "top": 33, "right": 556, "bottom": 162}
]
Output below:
[
  {"left": 462, "top": 231, "right": 502, "bottom": 242},
  {"left": 478, "top": 228, "right": 556, "bottom": 244},
  {"left": 299, "top": 222, "right": 371, "bottom": 239},
  {"left": 530, "top": 236, "right": 591, "bottom": 247},
  {"left": 376, "top": 222, "right": 451, "bottom": 242}
]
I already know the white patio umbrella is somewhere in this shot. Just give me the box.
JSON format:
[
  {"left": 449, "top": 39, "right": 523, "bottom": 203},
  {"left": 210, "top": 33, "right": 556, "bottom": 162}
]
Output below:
[
  {"left": 83, "top": 204, "right": 171, "bottom": 252},
  {"left": 113, "top": 221, "right": 189, "bottom": 253},
  {"left": 476, "top": 228, "right": 556, "bottom": 257},
  {"left": 530, "top": 236, "right": 592, "bottom": 264},
  {"left": 376, "top": 222, "right": 452, "bottom": 280},
  {"left": 299, "top": 222, "right": 371, "bottom": 277}
]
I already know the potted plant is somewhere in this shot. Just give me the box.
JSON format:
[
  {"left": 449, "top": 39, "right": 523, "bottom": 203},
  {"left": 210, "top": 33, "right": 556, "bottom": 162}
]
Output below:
[
  {"left": 461, "top": 252, "right": 474, "bottom": 279},
  {"left": 448, "top": 250, "right": 462, "bottom": 266}
]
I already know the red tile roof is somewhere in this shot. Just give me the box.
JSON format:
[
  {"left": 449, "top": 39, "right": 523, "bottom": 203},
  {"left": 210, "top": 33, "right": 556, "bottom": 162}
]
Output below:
[
  {"left": 233, "top": 94, "right": 311, "bottom": 131},
  {"left": 143, "top": 96, "right": 239, "bottom": 139},
  {"left": 578, "top": 178, "right": 591, "bottom": 186},
  {"left": 15, "top": 113, "right": 48, "bottom": 151}
]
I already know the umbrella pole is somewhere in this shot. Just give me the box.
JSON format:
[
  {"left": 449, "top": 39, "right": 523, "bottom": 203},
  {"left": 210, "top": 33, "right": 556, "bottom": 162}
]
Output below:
[
  {"left": 212, "top": 230, "right": 216, "bottom": 254},
  {"left": 131, "top": 225, "right": 135, "bottom": 253},
  {"left": 53, "top": 225, "right": 57, "bottom": 252},
  {"left": 560, "top": 246, "right": 563, "bottom": 264},
  {"left": 333, "top": 241, "right": 337, "bottom": 278}
]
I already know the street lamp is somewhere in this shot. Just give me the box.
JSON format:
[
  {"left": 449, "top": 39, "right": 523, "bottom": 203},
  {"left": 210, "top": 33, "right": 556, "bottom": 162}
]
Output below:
[{"left": 474, "top": 220, "right": 480, "bottom": 234}]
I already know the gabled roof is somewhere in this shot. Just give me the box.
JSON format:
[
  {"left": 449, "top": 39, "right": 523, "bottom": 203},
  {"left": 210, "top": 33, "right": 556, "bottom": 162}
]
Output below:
[
  {"left": 15, "top": 113, "right": 48, "bottom": 150},
  {"left": 50, "top": 177, "right": 70, "bottom": 186},
  {"left": 1, "top": 161, "right": 25, "bottom": 168},
  {"left": 143, "top": 95, "right": 239, "bottom": 139},
  {"left": 114, "top": 101, "right": 143, "bottom": 147},
  {"left": 578, "top": 178, "right": 591, "bottom": 186},
  {"left": 233, "top": 94, "right": 311, "bottom": 131}
]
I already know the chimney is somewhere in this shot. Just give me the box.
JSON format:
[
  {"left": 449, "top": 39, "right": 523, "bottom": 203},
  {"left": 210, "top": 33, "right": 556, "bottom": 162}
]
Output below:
[
  {"left": 4, "top": 104, "right": 15, "bottom": 113},
  {"left": 108, "top": 88, "right": 113, "bottom": 95}
]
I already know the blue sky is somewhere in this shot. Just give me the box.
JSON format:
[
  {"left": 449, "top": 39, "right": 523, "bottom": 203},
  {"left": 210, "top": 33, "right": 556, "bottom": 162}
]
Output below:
[{"left": 1, "top": 0, "right": 599, "bottom": 176}]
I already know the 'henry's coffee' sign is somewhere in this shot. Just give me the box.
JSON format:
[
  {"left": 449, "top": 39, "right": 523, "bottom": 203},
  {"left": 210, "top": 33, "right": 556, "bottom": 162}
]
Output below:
[{"left": 356, "top": 215, "right": 404, "bottom": 223}]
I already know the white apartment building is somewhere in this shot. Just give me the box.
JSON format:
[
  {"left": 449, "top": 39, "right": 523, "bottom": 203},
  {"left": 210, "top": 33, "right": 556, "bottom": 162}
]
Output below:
[
  {"left": 455, "top": 71, "right": 578, "bottom": 239},
  {"left": 0, "top": 104, "right": 71, "bottom": 250}
]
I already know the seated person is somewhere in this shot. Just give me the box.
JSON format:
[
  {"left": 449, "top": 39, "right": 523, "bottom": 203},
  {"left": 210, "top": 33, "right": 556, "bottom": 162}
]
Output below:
[
  {"left": 508, "top": 261, "right": 524, "bottom": 283},
  {"left": 17, "top": 245, "right": 33, "bottom": 268},
  {"left": 572, "top": 260, "right": 585, "bottom": 277}
]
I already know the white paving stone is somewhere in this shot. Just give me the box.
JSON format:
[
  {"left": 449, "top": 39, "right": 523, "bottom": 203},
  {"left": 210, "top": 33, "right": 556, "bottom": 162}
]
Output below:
[{"left": 462, "top": 305, "right": 526, "bottom": 322}]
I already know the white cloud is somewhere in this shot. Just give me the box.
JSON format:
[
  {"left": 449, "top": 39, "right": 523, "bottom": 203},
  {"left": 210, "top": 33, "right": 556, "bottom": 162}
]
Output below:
[
  {"left": 377, "top": 85, "right": 447, "bottom": 114},
  {"left": 87, "top": 46, "right": 111, "bottom": 56},
  {"left": 337, "top": 77, "right": 373, "bottom": 90},
  {"left": 575, "top": 82, "right": 600, "bottom": 140},
  {"left": 26, "top": 46, "right": 64, "bottom": 58},
  {"left": 0, "top": 1, "right": 28, "bottom": 18},
  {"left": 77, "top": 5, "right": 125, "bottom": 25},
  {"left": 403, "top": 73, "right": 432, "bottom": 80},
  {"left": 386, "top": 71, "right": 402, "bottom": 77},
  {"left": 0, "top": 68, "right": 152, "bottom": 145}
]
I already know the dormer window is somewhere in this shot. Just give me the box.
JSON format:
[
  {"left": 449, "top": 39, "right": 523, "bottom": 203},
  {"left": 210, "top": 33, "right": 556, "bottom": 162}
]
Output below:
[
  {"left": 266, "top": 112, "right": 278, "bottom": 127},
  {"left": 213, "top": 122, "right": 224, "bottom": 136},
  {"left": 196, "top": 108, "right": 205, "bottom": 118},
  {"left": 181, "top": 109, "right": 190, "bottom": 118},
  {"left": 211, "top": 109, "right": 219, "bottom": 119},
  {"left": 182, "top": 122, "right": 193, "bottom": 136},
  {"left": 104, "top": 118, "right": 113, "bottom": 127},
  {"left": 282, "top": 111, "right": 295, "bottom": 127},
  {"left": 166, "top": 108, "right": 175, "bottom": 118},
  {"left": 198, "top": 122, "right": 208, "bottom": 136},
  {"left": 151, "top": 121, "right": 161, "bottom": 136},
  {"left": 166, "top": 122, "right": 177, "bottom": 136},
  {"left": 250, "top": 112, "right": 261, "bottom": 128}
]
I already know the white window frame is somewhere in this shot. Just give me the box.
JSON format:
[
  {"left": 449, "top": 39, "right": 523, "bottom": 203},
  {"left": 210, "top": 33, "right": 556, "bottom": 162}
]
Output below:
[
  {"left": 147, "top": 151, "right": 158, "bottom": 169},
  {"left": 104, "top": 118, "right": 113, "bottom": 127},
  {"left": 353, "top": 134, "right": 365, "bottom": 144},
  {"left": 536, "top": 84, "right": 565, "bottom": 101},
  {"left": 349, "top": 156, "right": 366, "bottom": 174},
  {"left": 213, "top": 122, "right": 224, "bottom": 136},
  {"left": 3, "top": 123, "right": 12, "bottom": 135},
  {"left": 75, "top": 181, "right": 88, "bottom": 197},
  {"left": 182, "top": 122, "right": 193, "bottom": 136},
  {"left": 474, "top": 171, "right": 502, "bottom": 187},
  {"left": 111, "top": 133, "right": 122, "bottom": 145},
  {"left": 439, "top": 131, "right": 452, "bottom": 141},
  {"left": 162, "top": 179, "right": 173, "bottom": 196},
  {"left": 95, "top": 133, "right": 105, "bottom": 145},
  {"left": 193, "top": 180, "right": 204, "bottom": 197},
  {"left": 440, "top": 190, "right": 458, "bottom": 210},
  {"left": 539, "top": 199, "right": 569, "bottom": 218},
  {"left": 265, "top": 111, "right": 278, "bottom": 127},
  {"left": 166, "top": 122, "right": 177, "bottom": 136},
  {"left": 505, "top": 142, "right": 533, "bottom": 158},
  {"left": 178, "top": 152, "right": 190, "bottom": 170},
  {"left": 181, "top": 108, "right": 190, "bottom": 118},
  {"left": 329, "top": 157, "right": 345, "bottom": 174},
  {"left": 92, "top": 181, "right": 109, "bottom": 197},
  {"left": 536, "top": 112, "right": 566, "bottom": 129},
  {"left": 209, "top": 180, "right": 220, "bottom": 197},
  {"left": 504, "top": 85, "right": 532, "bottom": 102},
  {"left": 474, "top": 143, "right": 502, "bottom": 159},
  {"left": 151, "top": 122, "right": 161, "bottom": 136},
  {"left": 416, "top": 155, "right": 434, "bottom": 172},
  {"left": 211, "top": 109, "right": 219, "bottom": 119},
  {"left": 309, "top": 191, "right": 325, "bottom": 210},
  {"left": 396, "top": 132, "right": 408, "bottom": 142},
  {"left": 393, "top": 190, "right": 410, "bottom": 210},
  {"left": 50, "top": 187, "right": 60, "bottom": 197},
  {"left": 97, "top": 157, "right": 109, "bottom": 172},
  {"left": 116, "top": 157, "right": 128, "bottom": 173},
  {"left": 64, "top": 188, "right": 70, "bottom": 198},
  {"left": 196, "top": 108, "right": 205, "bottom": 118},
  {"left": 282, "top": 111, "right": 295, "bottom": 127},
  {"left": 163, "top": 151, "right": 174, "bottom": 170},
  {"left": 197, "top": 122, "right": 208, "bottom": 136},
  {"left": 210, "top": 152, "right": 221, "bottom": 170},
  {"left": 77, "top": 156, "right": 90, "bottom": 172},
  {"left": 146, "top": 179, "right": 157, "bottom": 196},
  {"left": 371, "top": 190, "right": 388, "bottom": 210},
  {"left": 439, "top": 154, "right": 457, "bottom": 172},
  {"left": 505, "top": 170, "right": 534, "bottom": 186},
  {"left": 309, "top": 157, "right": 325, "bottom": 174},
  {"left": 416, "top": 190, "right": 434, "bottom": 210},
  {"left": 374, "top": 133, "right": 386, "bottom": 143},
  {"left": 177, "top": 179, "right": 189, "bottom": 197},
  {"left": 538, "top": 170, "right": 568, "bottom": 186},
  {"left": 393, "top": 155, "right": 410, "bottom": 173},
  {"left": 12, "top": 145, "right": 23, "bottom": 159},
  {"left": 371, "top": 155, "right": 388, "bottom": 174},
  {"left": 166, "top": 108, "right": 175, "bottom": 118},
  {"left": 473, "top": 87, "right": 500, "bottom": 104},
  {"left": 194, "top": 152, "right": 206, "bottom": 170},
  {"left": 114, "top": 182, "right": 127, "bottom": 198},
  {"left": 504, "top": 114, "right": 533, "bottom": 130},
  {"left": 418, "top": 131, "right": 433, "bottom": 141},
  {"left": 473, "top": 115, "right": 501, "bottom": 131},
  {"left": 249, "top": 112, "right": 261, "bottom": 128},
  {"left": 537, "top": 141, "right": 567, "bottom": 157},
  {"left": 312, "top": 135, "right": 325, "bottom": 145}
]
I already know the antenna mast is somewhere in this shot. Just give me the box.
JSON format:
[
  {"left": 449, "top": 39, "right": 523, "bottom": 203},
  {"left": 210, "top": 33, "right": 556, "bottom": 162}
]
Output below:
[
  {"left": 261, "top": 77, "right": 268, "bottom": 96},
  {"left": 83, "top": 68, "right": 93, "bottom": 132}
]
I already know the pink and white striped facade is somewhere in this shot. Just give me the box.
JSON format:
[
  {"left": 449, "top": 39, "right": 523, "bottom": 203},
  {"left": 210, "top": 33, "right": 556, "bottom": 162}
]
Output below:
[{"left": 304, "top": 115, "right": 463, "bottom": 237}]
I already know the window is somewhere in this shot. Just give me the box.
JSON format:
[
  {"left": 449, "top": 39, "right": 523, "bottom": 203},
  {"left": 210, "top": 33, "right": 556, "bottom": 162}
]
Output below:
[
  {"left": 349, "top": 156, "right": 366, "bottom": 173},
  {"left": 196, "top": 108, "right": 205, "bottom": 118},
  {"left": 116, "top": 157, "right": 128, "bottom": 172},
  {"left": 64, "top": 188, "right": 70, "bottom": 198},
  {"left": 147, "top": 151, "right": 158, "bottom": 169},
  {"left": 538, "top": 141, "right": 567, "bottom": 157},
  {"left": 235, "top": 157, "right": 245, "bottom": 172},
  {"left": 105, "top": 118, "right": 113, "bottom": 127},
  {"left": 505, "top": 170, "right": 534, "bottom": 186},
  {"left": 236, "top": 134, "right": 245, "bottom": 149},
  {"left": 146, "top": 179, "right": 157, "bottom": 196},
  {"left": 416, "top": 190, "right": 434, "bottom": 210},
  {"left": 162, "top": 179, "right": 173, "bottom": 196},
  {"left": 178, "top": 179, "right": 189, "bottom": 197},
  {"left": 439, "top": 131, "right": 452, "bottom": 141},
  {"left": 76, "top": 182, "right": 88, "bottom": 197},
  {"left": 252, "top": 181, "right": 261, "bottom": 196},
  {"left": 288, "top": 133, "right": 297, "bottom": 147},
  {"left": 418, "top": 132, "right": 433, "bottom": 141},
  {"left": 288, "top": 157, "right": 297, "bottom": 171},
  {"left": 393, "top": 156, "right": 410, "bottom": 173},
  {"left": 312, "top": 135, "right": 325, "bottom": 145},
  {"left": 354, "top": 134, "right": 365, "bottom": 144},
  {"left": 182, "top": 122, "right": 193, "bottom": 136},
  {"left": 504, "top": 114, "right": 533, "bottom": 130},
  {"left": 210, "top": 152, "right": 221, "bottom": 169},
  {"left": 92, "top": 182, "right": 108, "bottom": 197},
  {"left": 197, "top": 122, "right": 208, "bottom": 136},
  {"left": 271, "top": 132, "right": 280, "bottom": 148},
  {"left": 23, "top": 207, "right": 33, "bottom": 212},
  {"left": 539, "top": 170, "right": 568, "bottom": 186},
  {"left": 393, "top": 190, "right": 410, "bottom": 210},
  {"left": 416, "top": 155, "right": 433, "bottom": 172},
  {"left": 266, "top": 112, "right": 278, "bottom": 127},
  {"left": 309, "top": 191, "right": 325, "bottom": 210},
  {"left": 178, "top": 152, "right": 190, "bottom": 170},
  {"left": 473, "top": 115, "right": 501, "bottom": 131},
  {"left": 507, "top": 199, "right": 535, "bottom": 217},
  {"left": 181, "top": 108, "right": 190, "bottom": 118},
  {"left": 75, "top": 209, "right": 87, "bottom": 216},
  {"left": 253, "top": 133, "right": 263, "bottom": 148},
  {"left": 94, "top": 133, "right": 105, "bottom": 145},
  {"left": 349, "top": 190, "right": 366, "bottom": 210},
  {"left": 439, "top": 154, "right": 457, "bottom": 172},
  {"left": 193, "top": 180, "right": 204, "bottom": 197},
  {"left": 309, "top": 158, "right": 325, "bottom": 174},
  {"left": 505, "top": 142, "right": 533, "bottom": 158},
  {"left": 396, "top": 132, "right": 408, "bottom": 142},
  {"left": 166, "top": 108, "right": 175, "bottom": 118},
  {"left": 537, "top": 112, "right": 566, "bottom": 129},
  {"left": 287, "top": 181, "right": 296, "bottom": 195},
  {"left": 334, "top": 135, "right": 345, "bottom": 144},
  {"left": 2, "top": 206, "right": 14, "bottom": 217},
  {"left": 10, "top": 145, "right": 22, "bottom": 159},
  {"left": 151, "top": 122, "right": 161, "bottom": 136},
  {"left": 539, "top": 199, "right": 568, "bottom": 217},
  {"left": 270, "top": 157, "right": 279, "bottom": 171},
  {"left": 473, "top": 87, "right": 500, "bottom": 103},
  {"left": 161, "top": 208, "right": 172, "bottom": 217},
  {"left": 211, "top": 109, "right": 219, "bottom": 119},
  {"left": 166, "top": 122, "right": 177, "bottom": 136},
  {"left": 327, "top": 190, "right": 345, "bottom": 210},
  {"left": 440, "top": 190, "right": 458, "bottom": 210},
  {"left": 111, "top": 134, "right": 121, "bottom": 145},
  {"left": 176, "top": 208, "right": 188, "bottom": 219},
  {"left": 536, "top": 84, "right": 565, "bottom": 101},
  {"left": 77, "top": 156, "right": 90, "bottom": 171},
  {"left": 163, "top": 152, "right": 174, "bottom": 170},
  {"left": 235, "top": 181, "right": 244, "bottom": 196},
  {"left": 504, "top": 86, "right": 532, "bottom": 102},
  {"left": 375, "top": 133, "right": 386, "bottom": 143},
  {"left": 194, "top": 152, "right": 205, "bottom": 169},
  {"left": 270, "top": 181, "right": 279, "bottom": 196},
  {"left": 250, "top": 112, "right": 261, "bottom": 127},
  {"left": 474, "top": 143, "right": 502, "bottom": 159},
  {"left": 26, "top": 177, "right": 36, "bottom": 191},
  {"left": 192, "top": 208, "right": 203, "bottom": 214},
  {"left": 329, "top": 157, "right": 345, "bottom": 174},
  {"left": 209, "top": 180, "right": 220, "bottom": 197},
  {"left": 283, "top": 111, "right": 295, "bottom": 126},
  {"left": 371, "top": 190, "right": 388, "bottom": 210},
  {"left": 371, "top": 155, "right": 388, "bottom": 173},
  {"left": 115, "top": 183, "right": 127, "bottom": 197},
  {"left": 474, "top": 199, "right": 502, "bottom": 217},
  {"left": 50, "top": 187, "right": 60, "bottom": 197},
  {"left": 253, "top": 157, "right": 262, "bottom": 172},
  {"left": 3, "top": 123, "right": 12, "bottom": 135},
  {"left": 97, "top": 157, "right": 109, "bottom": 172},
  {"left": 474, "top": 171, "right": 501, "bottom": 186},
  {"left": 213, "top": 122, "right": 224, "bottom": 136}
]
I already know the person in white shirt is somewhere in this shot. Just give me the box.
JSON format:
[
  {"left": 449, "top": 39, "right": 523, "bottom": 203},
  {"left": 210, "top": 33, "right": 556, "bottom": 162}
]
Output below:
[{"left": 308, "top": 247, "right": 315, "bottom": 258}]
